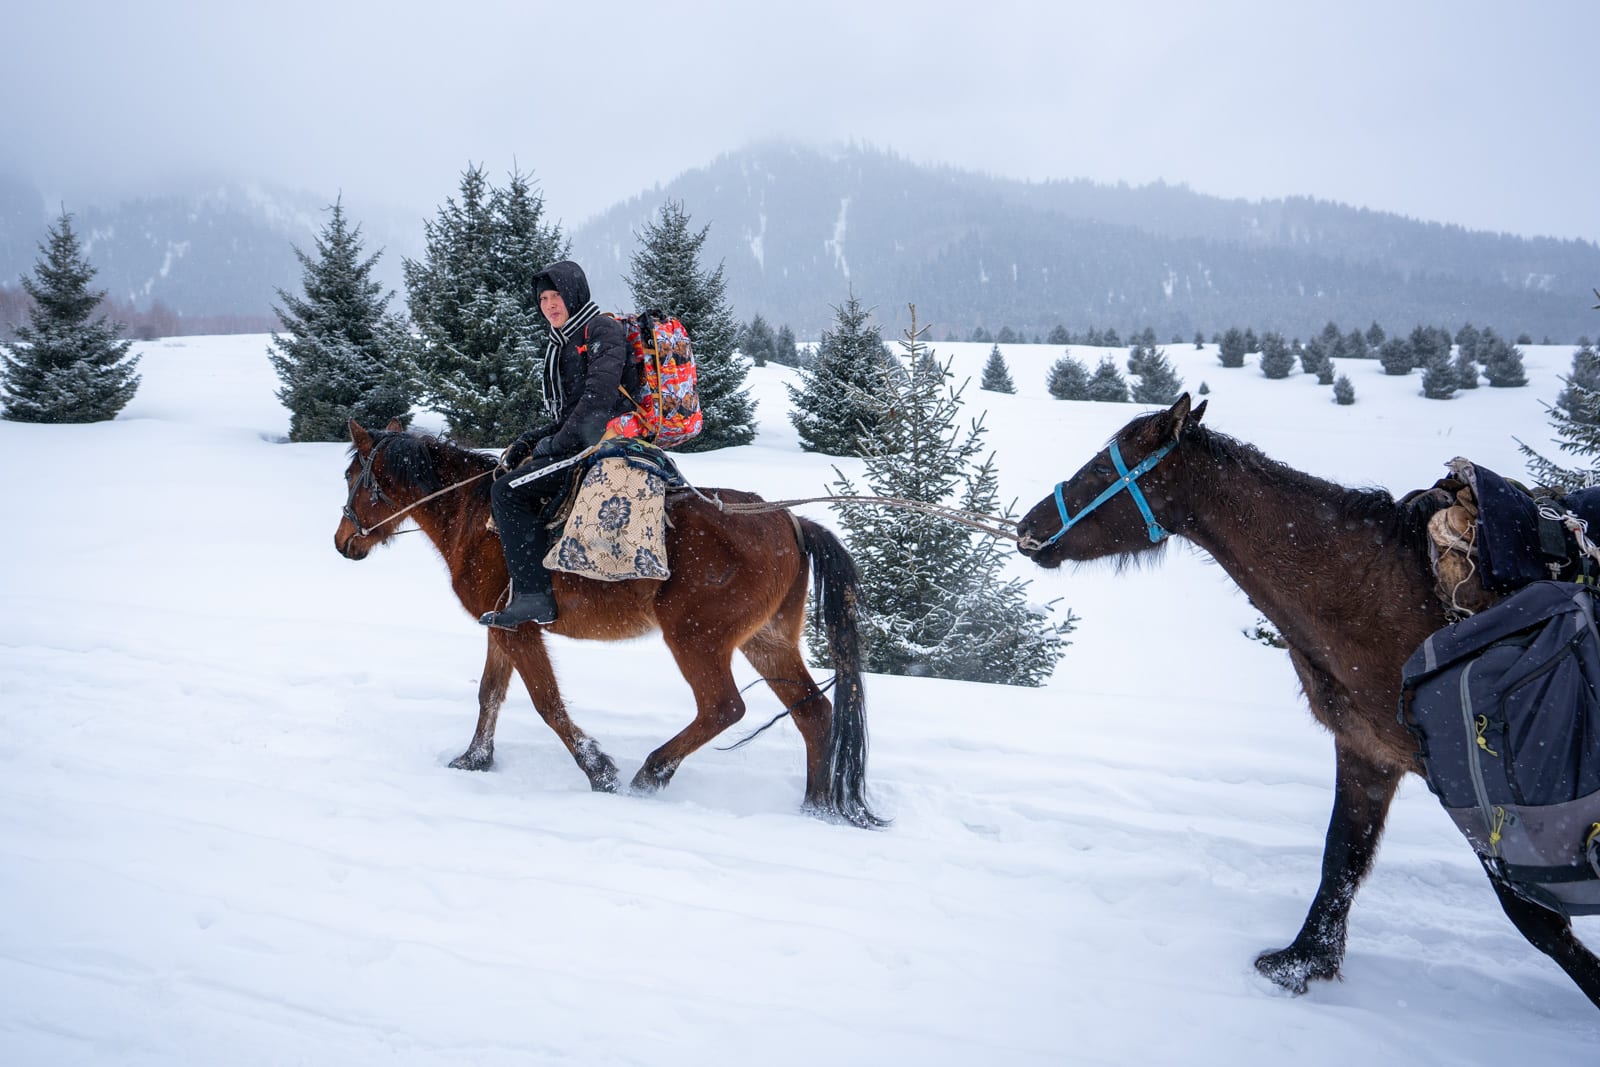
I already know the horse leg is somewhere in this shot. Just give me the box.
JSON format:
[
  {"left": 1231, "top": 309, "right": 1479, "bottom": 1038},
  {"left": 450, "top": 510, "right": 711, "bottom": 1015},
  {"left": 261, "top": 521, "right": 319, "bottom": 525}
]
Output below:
[
  {"left": 504, "top": 635, "right": 620, "bottom": 793},
  {"left": 1255, "top": 738, "right": 1401, "bottom": 993},
  {"left": 449, "top": 634, "right": 513, "bottom": 771},
  {"left": 739, "top": 623, "right": 831, "bottom": 810},
  {"left": 1485, "top": 869, "right": 1600, "bottom": 1008},
  {"left": 632, "top": 641, "right": 745, "bottom": 794}
]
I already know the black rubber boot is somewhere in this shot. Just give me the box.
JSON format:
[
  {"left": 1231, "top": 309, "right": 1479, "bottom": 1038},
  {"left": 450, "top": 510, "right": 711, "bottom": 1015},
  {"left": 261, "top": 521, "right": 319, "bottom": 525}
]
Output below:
[{"left": 481, "top": 502, "right": 559, "bottom": 629}]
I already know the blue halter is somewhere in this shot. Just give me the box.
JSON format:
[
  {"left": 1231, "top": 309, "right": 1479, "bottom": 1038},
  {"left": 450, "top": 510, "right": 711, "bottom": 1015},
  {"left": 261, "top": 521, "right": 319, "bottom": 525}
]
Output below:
[{"left": 1036, "top": 438, "right": 1176, "bottom": 549}]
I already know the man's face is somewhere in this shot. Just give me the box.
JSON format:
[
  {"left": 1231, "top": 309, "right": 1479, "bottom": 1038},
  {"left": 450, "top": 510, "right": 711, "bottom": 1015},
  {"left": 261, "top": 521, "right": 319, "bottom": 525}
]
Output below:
[{"left": 540, "top": 288, "right": 570, "bottom": 329}]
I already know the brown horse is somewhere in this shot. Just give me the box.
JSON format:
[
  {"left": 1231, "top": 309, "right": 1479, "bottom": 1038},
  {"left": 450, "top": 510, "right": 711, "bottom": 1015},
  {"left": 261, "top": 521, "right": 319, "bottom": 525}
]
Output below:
[
  {"left": 334, "top": 420, "right": 882, "bottom": 828},
  {"left": 1016, "top": 395, "right": 1600, "bottom": 1009}
]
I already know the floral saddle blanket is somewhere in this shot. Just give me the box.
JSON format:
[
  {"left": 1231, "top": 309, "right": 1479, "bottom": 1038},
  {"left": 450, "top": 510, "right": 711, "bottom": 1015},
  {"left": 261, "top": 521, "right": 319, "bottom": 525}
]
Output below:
[{"left": 543, "top": 441, "right": 686, "bottom": 582}]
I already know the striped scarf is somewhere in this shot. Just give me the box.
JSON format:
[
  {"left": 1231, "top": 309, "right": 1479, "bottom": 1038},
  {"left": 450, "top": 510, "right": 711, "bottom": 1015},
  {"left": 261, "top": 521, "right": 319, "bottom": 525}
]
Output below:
[{"left": 541, "top": 299, "right": 602, "bottom": 413}]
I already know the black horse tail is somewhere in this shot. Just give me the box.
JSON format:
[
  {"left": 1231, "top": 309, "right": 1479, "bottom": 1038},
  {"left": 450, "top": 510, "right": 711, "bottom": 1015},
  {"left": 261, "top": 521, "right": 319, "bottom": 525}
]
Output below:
[{"left": 798, "top": 517, "right": 887, "bottom": 829}]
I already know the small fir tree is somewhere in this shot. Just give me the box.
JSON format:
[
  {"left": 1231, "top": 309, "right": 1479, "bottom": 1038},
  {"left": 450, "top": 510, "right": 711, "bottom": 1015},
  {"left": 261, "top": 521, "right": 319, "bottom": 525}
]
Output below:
[
  {"left": 626, "top": 200, "right": 755, "bottom": 450},
  {"left": 1047, "top": 324, "right": 1071, "bottom": 345},
  {"left": 1317, "top": 357, "right": 1336, "bottom": 386},
  {"left": 269, "top": 199, "right": 411, "bottom": 441},
  {"left": 980, "top": 344, "right": 1016, "bottom": 393},
  {"left": 1193, "top": 331, "right": 1205, "bottom": 349},
  {"left": 1046, "top": 354, "right": 1090, "bottom": 400},
  {"left": 1085, "top": 355, "right": 1130, "bottom": 402},
  {"left": 1343, "top": 328, "right": 1371, "bottom": 360},
  {"left": 773, "top": 324, "right": 800, "bottom": 367},
  {"left": 1299, "top": 336, "right": 1329, "bottom": 377},
  {"left": 1217, "top": 327, "right": 1247, "bottom": 368},
  {"left": 1197, "top": 380, "right": 1211, "bottom": 395},
  {"left": 1482, "top": 331, "right": 1528, "bottom": 387},
  {"left": 1333, "top": 374, "right": 1356, "bottom": 405},
  {"left": 1131, "top": 345, "right": 1183, "bottom": 404},
  {"left": 1453, "top": 346, "right": 1481, "bottom": 390},
  {"left": 1, "top": 210, "right": 140, "bottom": 422},
  {"left": 1379, "top": 336, "right": 1414, "bottom": 375},
  {"left": 786, "top": 293, "right": 895, "bottom": 455},
  {"left": 1259, "top": 332, "right": 1294, "bottom": 379},
  {"left": 739, "top": 313, "right": 777, "bottom": 367},
  {"left": 1518, "top": 339, "right": 1600, "bottom": 490},
  {"left": 403, "top": 165, "right": 563, "bottom": 446},
  {"left": 1421, "top": 350, "right": 1458, "bottom": 399},
  {"left": 821, "top": 306, "right": 1075, "bottom": 685},
  {"left": 1366, "top": 321, "right": 1386, "bottom": 348}
]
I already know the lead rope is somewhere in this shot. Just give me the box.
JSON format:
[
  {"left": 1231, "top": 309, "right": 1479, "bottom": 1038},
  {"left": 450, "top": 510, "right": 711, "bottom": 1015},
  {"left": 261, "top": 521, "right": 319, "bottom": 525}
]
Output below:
[
  {"left": 359, "top": 468, "right": 496, "bottom": 537},
  {"left": 680, "top": 488, "right": 1022, "bottom": 542}
]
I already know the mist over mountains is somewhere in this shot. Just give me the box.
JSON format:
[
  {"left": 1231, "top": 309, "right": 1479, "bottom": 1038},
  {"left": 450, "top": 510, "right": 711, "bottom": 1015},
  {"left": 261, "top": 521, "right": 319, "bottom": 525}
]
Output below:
[{"left": 4, "top": 144, "right": 1598, "bottom": 342}]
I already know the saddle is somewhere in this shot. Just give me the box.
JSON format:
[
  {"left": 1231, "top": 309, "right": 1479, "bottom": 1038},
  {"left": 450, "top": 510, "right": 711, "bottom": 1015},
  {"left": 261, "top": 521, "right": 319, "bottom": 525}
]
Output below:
[
  {"left": 542, "top": 440, "right": 687, "bottom": 583},
  {"left": 1420, "top": 458, "right": 1600, "bottom": 616}
]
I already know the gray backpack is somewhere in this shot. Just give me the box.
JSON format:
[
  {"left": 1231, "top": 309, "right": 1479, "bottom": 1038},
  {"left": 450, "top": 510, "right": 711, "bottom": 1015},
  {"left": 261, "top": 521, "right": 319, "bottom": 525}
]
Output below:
[{"left": 1400, "top": 580, "right": 1600, "bottom": 916}]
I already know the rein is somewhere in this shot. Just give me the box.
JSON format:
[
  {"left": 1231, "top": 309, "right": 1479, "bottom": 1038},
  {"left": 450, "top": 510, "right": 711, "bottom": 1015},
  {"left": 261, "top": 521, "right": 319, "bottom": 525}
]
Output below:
[
  {"left": 1021, "top": 438, "right": 1176, "bottom": 551},
  {"left": 343, "top": 437, "right": 495, "bottom": 539},
  {"left": 689, "top": 489, "right": 1021, "bottom": 541}
]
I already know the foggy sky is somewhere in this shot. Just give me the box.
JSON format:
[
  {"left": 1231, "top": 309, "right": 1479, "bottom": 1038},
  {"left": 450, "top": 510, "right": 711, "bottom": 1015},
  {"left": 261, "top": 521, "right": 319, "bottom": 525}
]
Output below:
[{"left": 5, "top": 0, "right": 1598, "bottom": 242}]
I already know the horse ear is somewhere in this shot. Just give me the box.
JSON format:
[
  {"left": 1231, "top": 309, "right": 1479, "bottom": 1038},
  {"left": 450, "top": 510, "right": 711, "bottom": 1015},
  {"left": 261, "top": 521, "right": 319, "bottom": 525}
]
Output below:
[
  {"left": 349, "top": 419, "right": 373, "bottom": 452},
  {"left": 1165, "top": 393, "right": 1192, "bottom": 441},
  {"left": 1191, "top": 399, "right": 1208, "bottom": 424},
  {"left": 385, "top": 417, "right": 404, "bottom": 432}
]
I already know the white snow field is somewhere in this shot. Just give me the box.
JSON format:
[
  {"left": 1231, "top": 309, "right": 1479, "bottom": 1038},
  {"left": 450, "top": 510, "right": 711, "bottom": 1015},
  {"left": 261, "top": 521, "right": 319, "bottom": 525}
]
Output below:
[{"left": 2, "top": 331, "right": 1598, "bottom": 1065}]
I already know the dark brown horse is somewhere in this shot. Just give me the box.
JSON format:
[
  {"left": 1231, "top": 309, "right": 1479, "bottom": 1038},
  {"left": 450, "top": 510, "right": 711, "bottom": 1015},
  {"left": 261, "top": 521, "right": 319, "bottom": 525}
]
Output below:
[
  {"left": 334, "top": 420, "right": 882, "bottom": 828},
  {"left": 1016, "top": 395, "right": 1599, "bottom": 1009}
]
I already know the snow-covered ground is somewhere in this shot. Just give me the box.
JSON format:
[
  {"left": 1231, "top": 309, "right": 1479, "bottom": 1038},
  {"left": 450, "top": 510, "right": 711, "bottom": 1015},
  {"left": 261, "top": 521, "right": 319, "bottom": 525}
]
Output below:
[{"left": 2, "top": 333, "right": 1597, "bottom": 1065}]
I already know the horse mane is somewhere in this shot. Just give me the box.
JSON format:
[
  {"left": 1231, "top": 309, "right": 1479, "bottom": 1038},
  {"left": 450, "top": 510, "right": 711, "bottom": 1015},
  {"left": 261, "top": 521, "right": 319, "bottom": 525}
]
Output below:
[
  {"left": 352, "top": 430, "right": 498, "bottom": 502},
  {"left": 1169, "top": 416, "right": 1434, "bottom": 563}
]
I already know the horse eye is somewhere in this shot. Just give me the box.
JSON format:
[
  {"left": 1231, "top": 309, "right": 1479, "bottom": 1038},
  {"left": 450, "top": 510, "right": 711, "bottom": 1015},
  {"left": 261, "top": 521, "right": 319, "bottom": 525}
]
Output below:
[{"left": 1093, "top": 464, "right": 1114, "bottom": 478}]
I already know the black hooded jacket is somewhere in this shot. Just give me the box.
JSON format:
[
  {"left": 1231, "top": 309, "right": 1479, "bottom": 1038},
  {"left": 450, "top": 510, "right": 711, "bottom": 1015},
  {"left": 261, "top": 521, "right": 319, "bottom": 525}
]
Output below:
[{"left": 528, "top": 260, "right": 638, "bottom": 454}]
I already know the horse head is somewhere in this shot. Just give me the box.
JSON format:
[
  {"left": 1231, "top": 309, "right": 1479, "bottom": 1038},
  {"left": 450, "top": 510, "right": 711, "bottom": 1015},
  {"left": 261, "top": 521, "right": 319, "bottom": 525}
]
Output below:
[
  {"left": 1016, "top": 394, "right": 1207, "bottom": 568},
  {"left": 335, "top": 417, "right": 412, "bottom": 560}
]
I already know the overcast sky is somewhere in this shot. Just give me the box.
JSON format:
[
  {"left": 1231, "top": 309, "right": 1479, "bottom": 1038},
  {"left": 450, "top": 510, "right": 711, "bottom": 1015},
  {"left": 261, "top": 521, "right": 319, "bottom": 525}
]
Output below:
[{"left": 6, "top": 0, "right": 1598, "bottom": 242}]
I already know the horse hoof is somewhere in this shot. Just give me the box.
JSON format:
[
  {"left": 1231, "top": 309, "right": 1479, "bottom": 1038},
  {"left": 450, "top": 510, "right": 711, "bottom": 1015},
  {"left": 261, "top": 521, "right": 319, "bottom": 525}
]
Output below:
[
  {"left": 449, "top": 748, "right": 493, "bottom": 771},
  {"left": 629, "top": 768, "right": 670, "bottom": 794},
  {"left": 1254, "top": 945, "right": 1341, "bottom": 994},
  {"left": 588, "top": 761, "right": 621, "bottom": 794}
]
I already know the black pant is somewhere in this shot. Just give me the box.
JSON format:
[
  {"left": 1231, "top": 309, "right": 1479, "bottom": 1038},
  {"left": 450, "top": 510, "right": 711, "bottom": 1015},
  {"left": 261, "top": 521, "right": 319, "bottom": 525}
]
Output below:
[{"left": 490, "top": 460, "right": 570, "bottom": 593}]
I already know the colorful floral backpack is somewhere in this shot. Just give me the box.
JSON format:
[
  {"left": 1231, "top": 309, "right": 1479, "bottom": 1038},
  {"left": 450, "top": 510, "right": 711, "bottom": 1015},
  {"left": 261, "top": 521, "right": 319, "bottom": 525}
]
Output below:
[{"left": 604, "top": 310, "right": 702, "bottom": 448}]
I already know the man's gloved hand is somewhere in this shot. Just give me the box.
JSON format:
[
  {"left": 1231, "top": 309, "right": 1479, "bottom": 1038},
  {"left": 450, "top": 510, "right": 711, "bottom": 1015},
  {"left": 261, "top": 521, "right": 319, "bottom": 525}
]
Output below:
[
  {"left": 498, "top": 435, "right": 534, "bottom": 476},
  {"left": 531, "top": 435, "right": 559, "bottom": 460}
]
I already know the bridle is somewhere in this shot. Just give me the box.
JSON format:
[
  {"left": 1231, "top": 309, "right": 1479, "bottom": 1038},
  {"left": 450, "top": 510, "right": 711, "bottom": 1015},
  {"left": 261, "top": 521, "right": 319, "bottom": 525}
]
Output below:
[
  {"left": 342, "top": 436, "right": 399, "bottom": 538},
  {"left": 1024, "top": 438, "right": 1177, "bottom": 551},
  {"left": 340, "top": 437, "right": 495, "bottom": 551}
]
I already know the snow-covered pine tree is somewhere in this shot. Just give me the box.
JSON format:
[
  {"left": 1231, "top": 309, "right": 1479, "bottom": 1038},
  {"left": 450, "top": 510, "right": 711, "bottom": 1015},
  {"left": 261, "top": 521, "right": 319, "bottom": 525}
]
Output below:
[
  {"left": 1516, "top": 338, "right": 1600, "bottom": 490},
  {"left": 739, "top": 313, "right": 777, "bottom": 366},
  {"left": 980, "top": 344, "right": 1015, "bottom": 393},
  {"left": 1, "top": 210, "right": 139, "bottom": 422},
  {"left": 1421, "top": 347, "right": 1458, "bottom": 399},
  {"left": 625, "top": 200, "right": 754, "bottom": 451},
  {"left": 1085, "top": 355, "right": 1130, "bottom": 402},
  {"left": 402, "top": 165, "right": 563, "bottom": 446},
  {"left": 1046, "top": 354, "right": 1090, "bottom": 399},
  {"left": 1217, "top": 327, "right": 1247, "bottom": 368},
  {"left": 1131, "top": 345, "right": 1183, "bottom": 403},
  {"left": 786, "top": 293, "right": 896, "bottom": 455},
  {"left": 1333, "top": 374, "right": 1356, "bottom": 405},
  {"left": 819, "top": 306, "right": 1075, "bottom": 685},
  {"left": 1259, "top": 333, "right": 1294, "bottom": 379},
  {"left": 1482, "top": 330, "right": 1528, "bottom": 387},
  {"left": 269, "top": 198, "right": 410, "bottom": 441},
  {"left": 773, "top": 324, "right": 800, "bottom": 367}
]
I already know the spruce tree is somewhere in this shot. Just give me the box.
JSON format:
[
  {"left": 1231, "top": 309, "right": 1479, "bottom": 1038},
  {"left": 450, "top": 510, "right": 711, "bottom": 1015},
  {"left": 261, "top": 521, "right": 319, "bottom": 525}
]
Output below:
[
  {"left": 269, "top": 199, "right": 410, "bottom": 441},
  {"left": 1048, "top": 324, "right": 1071, "bottom": 345},
  {"left": 822, "top": 308, "right": 1075, "bottom": 685},
  {"left": 1453, "top": 346, "right": 1481, "bottom": 390},
  {"left": 1259, "top": 332, "right": 1294, "bottom": 379},
  {"left": 1085, "top": 355, "right": 1130, "bottom": 402},
  {"left": 1366, "top": 322, "right": 1386, "bottom": 348},
  {"left": 1317, "top": 357, "right": 1336, "bottom": 386},
  {"left": 1131, "top": 345, "right": 1183, "bottom": 404},
  {"left": 997, "top": 326, "right": 1020, "bottom": 344},
  {"left": 1379, "top": 336, "right": 1414, "bottom": 375},
  {"left": 1, "top": 210, "right": 139, "bottom": 422},
  {"left": 1421, "top": 349, "right": 1458, "bottom": 399},
  {"left": 1218, "top": 327, "right": 1247, "bottom": 368},
  {"left": 1517, "top": 340, "right": 1600, "bottom": 490},
  {"left": 739, "top": 313, "right": 777, "bottom": 367},
  {"left": 403, "top": 165, "right": 563, "bottom": 446},
  {"left": 626, "top": 200, "right": 754, "bottom": 451},
  {"left": 1046, "top": 354, "right": 1090, "bottom": 400},
  {"left": 786, "top": 293, "right": 895, "bottom": 455},
  {"left": 773, "top": 324, "right": 800, "bottom": 367},
  {"left": 980, "top": 344, "right": 1016, "bottom": 393},
  {"left": 1343, "top": 328, "right": 1371, "bottom": 360},
  {"left": 1482, "top": 331, "right": 1528, "bottom": 387},
  {"left": 1299, "top": 336, "right": 1328, "bottom": 377},
  {"left": 1333, "top": 374, "right": 1356, "bottom": 405}
]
